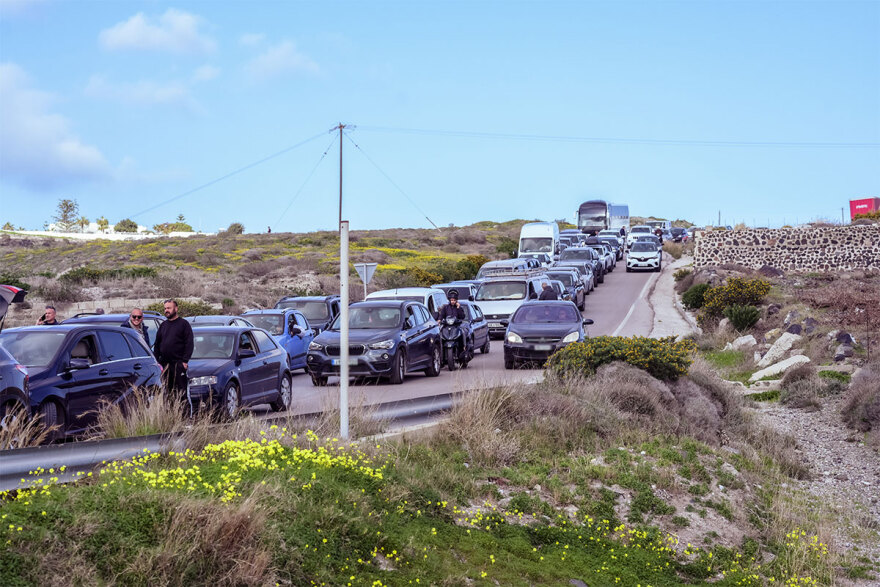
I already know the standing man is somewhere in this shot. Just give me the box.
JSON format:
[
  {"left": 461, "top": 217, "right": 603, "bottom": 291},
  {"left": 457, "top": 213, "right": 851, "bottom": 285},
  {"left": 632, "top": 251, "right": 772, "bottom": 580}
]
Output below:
[
  {"left": 36, "top": 305, "right": 59, "bottom": 325},
  {"left": 538, "top": 282, "right": 558, "bottom": 300},
  {"left": 154, "top": 299, "right": 193, "bottom": 394},
  {"left": 121, "top": 308, "right": 151, "bottom": 348}
]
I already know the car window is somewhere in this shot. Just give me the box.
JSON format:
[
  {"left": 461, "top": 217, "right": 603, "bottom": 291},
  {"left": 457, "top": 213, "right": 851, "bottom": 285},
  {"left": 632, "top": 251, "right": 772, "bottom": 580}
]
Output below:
[
  {"left": 124, "top": 333, "right": 152, "bottom": 357},
  {"left": 98, "top": 330, "right": 133, "bottom": 361},
  {"left": 239, "top": 332, "right": 258, "bottom": 353},
  {"left": 70, "top": 334, "right": 99, "bottom": 365},
  {"left": 416, "top": 305, "right": 431, "bottom": 323},
  {"left": 294, "top": 311, "right": 308, "bottom": 328},
  {"left": 144, "top": 318, "right": 162, "bottom": 333},
  {"left": 252, "top": 329, "right": 278, "bottom": 353},
  {"left": 407, "top": 306, "right": 424, "bottom": 326},
  {"left": 434, "top": 293, "right": 446, "bottom": 308}
]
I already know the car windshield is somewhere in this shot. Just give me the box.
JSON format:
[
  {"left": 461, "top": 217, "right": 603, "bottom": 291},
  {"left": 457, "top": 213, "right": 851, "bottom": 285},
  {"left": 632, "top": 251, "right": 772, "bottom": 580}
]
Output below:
[
  {"left": 631, "top": 227, "right": 650, "bottom": 233},
  {"left": 547, "top": 273, "right": 574, "bottom": 286},
  {"left": 247, "top": 314, "right": 284, "bottom": 336},
  {"left": 476, "top": 281, "right": 526, "bottom": 301},
  {"left": 277, "top": 300, "right": 330, "bottom": 321},
  {"left": 631, "top": 243, "right": 657, "bottom": 253},
  {"left": 519, "top": 237, "right": 553, "bottom": 253},
  {"left": 192, "top": 333, "right": 235, "bottom": 359},
  {"left": 368, "top": 296, "right": 424, "bottom": 303},
  {"left": 513, "top": 305, "right": 580, "bottom": 324},
  {"left": 0, "top": 330, "right": 68, "bottom": 369},
  {"left": 559, "top": 249, "right": 591, "bottom": 261},
  {"left": 330, "top": 307, "right": 401, "bottom": 330}
]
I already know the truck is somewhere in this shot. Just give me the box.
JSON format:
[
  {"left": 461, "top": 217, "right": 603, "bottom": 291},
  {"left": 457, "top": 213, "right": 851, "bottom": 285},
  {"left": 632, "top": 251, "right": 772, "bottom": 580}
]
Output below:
[
  {"left": 518, "top": 221, "right": 560, "bottom": 259},
  {"left": 850, "top": 198, "right": 880, "bottom": 220},
  {"left": 609, "top": 204, "right": 630, "bottom": 234}
]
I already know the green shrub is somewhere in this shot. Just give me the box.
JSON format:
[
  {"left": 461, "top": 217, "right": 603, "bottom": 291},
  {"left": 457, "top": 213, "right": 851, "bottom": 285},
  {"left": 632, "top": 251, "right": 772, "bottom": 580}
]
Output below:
[
  {"left": 60, "top": 266, "right": 158, "bottom": 284},
  {"left": 0, "top": 273, "right": 31, "bottom": 291},
  {"left": 702, "top": 278, "right": 771, "bottom": 317},
  {"left": 221, "top": 298, "right": 235, "bottom": 308},
  {"left": 495, "top": 237, "right": 518, "bottom": 258},
  {"left": 145, "top": 299, "right": 219, "bottom": 316},
  {"left": 114, "top": 218, "right": 138, "bottom": 233},
  {"left": 723, "top": 305, "right": 760, "bottom": 332},
  {"left": 673, "top": 268, "right": 693, "bottom": 282},
  {"left": 682, "top": 283, "right": 711, "bottom": 310},
  {"left": 226, "top": 222, "right": 245, "bottom": 235},
  {"left": 818, "top": 370, "right": 851, "bottom": 384},
  {"left": 545, "top": 335, "right": 696, "bottom": 381}
]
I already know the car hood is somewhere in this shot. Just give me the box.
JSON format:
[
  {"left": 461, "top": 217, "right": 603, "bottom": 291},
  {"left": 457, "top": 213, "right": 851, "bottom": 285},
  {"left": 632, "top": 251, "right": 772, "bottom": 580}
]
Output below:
[
  {"left": 314, "top": 329, "right": 399, "bottom": 345},
  {"left": 508, "top": 322, "right": 580, "bottom": 338},
  {"left": 187, "top": 358, "right": 234, "bottom": 378}
]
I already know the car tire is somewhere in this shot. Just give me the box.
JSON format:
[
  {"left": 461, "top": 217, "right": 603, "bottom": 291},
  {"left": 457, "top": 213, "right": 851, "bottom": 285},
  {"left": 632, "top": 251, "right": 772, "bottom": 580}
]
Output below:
[
  {"left": 389, "top": 349, "right": 406, "bottom": 384},
  {"left": 223, "top": 381, "right": 241, "bottom": 419},
  {"left": 424, "top": 345, "right": 441, "bottom": 377},
  {"left": 269, "top": 373, "right": 292, "bottom": 412},
  {"left": 626, "top": 267, "right": 632, "bottom": 272},
  {"left": 480, "top": 339, "right": 491, "bottom": 354},
  {"left": 39, "top": 400, "right": 64, "bottom": 443},
  {"left": 504, "top": 355, "right": 515, "bottom": 370},
  {"left": 310, "top": 374, "right": 327, "bottom": 387}
]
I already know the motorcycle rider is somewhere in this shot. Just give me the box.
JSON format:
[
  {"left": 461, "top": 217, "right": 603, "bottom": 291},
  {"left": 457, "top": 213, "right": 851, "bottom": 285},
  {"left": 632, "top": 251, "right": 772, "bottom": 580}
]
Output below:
[{"left": 437, "top": 289, "right": 471, "bottom": 358}]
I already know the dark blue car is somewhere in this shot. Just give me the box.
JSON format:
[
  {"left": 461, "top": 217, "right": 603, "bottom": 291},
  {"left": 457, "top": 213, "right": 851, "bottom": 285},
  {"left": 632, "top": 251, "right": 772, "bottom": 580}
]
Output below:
[
  {"left": 306, "top": 300, "right": 442, "bottom": 386},
  {"left": 0, "top": 325, "right": 162, "bottom": 440},
  {"left": 274, "top": 295, "right": 341, "bottom": 333},
  {"left": 503, "top": 301, "right": 593, "bottom": 369},
  {"left": 63, "top": 311, "right": 165, "bottom": 348},
  {"left": 186, "top": 326, "right": 292, "bottom": 419}
]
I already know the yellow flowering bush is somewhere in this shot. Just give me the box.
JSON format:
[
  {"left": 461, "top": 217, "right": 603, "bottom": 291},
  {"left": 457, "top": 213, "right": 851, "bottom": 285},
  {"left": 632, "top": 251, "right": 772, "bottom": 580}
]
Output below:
[
  {"left": 545, "top": 336, "right": 697, "bottom": 381},
  {"left": 702, "top": 277, "right": 771, "bottom": 318}
]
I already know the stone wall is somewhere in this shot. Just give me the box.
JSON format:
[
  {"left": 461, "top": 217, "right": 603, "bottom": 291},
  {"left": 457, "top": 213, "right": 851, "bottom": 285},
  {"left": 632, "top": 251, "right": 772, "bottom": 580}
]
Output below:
[{"left": 693, "top": 225, "right": 880, "bottom": 272}]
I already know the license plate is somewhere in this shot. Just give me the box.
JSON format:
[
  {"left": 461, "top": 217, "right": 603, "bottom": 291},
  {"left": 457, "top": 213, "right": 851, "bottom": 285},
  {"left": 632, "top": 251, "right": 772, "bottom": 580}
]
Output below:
[
  {"left": 489, "top": 322, "right": 503, "bottom": 328},
  {"left": 534, "top": 344, "right": 553, "bottom": 351},
  {"left": 331, "top": 358, "right": 359, "bottom": 366}
]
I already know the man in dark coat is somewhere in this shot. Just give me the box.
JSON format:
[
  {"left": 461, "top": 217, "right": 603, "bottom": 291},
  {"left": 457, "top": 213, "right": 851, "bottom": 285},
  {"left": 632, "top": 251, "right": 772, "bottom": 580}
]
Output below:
[
  {"left": 538, "top": 282, "right": 558, "bottom": 300},
  {"left": 120, "top": 308, "right": 151, "bottom": 348},
  {"left": 154, "top": 299, "right": 194, "bottom": 394}
]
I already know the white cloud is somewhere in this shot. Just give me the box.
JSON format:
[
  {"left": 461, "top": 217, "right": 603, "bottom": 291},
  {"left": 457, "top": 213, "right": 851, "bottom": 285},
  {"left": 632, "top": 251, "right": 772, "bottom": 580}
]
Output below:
[
  {"left": 98, "top": 9, "right": 216, "bottom": 54},
  {"left": 0, "top": 63, "right": 111, "bottom": 190},
  {"left": 239, "top": 33, "right": 265, "bottom": 47},
  {"left": 245, "top": 40, "right": 319, "bottom": 81},
  {"left": 85, "top": 75, "right": 201, "bottom": 112},
  {"left": 192, "top": 64, "right": 220, "bottom": 82}
]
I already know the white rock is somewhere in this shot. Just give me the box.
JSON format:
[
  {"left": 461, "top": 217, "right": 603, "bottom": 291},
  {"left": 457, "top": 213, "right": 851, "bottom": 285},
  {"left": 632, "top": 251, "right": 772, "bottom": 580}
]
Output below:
[
  {"left": 757, "top": 332, "right": 803, "bottom": 368},
  {"left": 749, "top": 355, "right": 811, "bottom": 382},
  {"left": 730, "top": 334, "right": 757, "bottom": 350}
]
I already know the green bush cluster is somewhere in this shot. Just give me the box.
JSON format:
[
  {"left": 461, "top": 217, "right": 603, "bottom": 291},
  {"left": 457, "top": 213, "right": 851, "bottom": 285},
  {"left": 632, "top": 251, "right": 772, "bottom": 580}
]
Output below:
[
  {"left": 60, "top": 266, "right": 158, "bottom": 284},
  {"left": 145, "top": 299, "right": 219, "bottom": 316},
  {"left": 673, "top": 268, "right": 692, "bottom": 282},
  {"left": 0, "top": 273, "right": 31, "bottom": 291},
  {"left": 378, "top": 254, "right": 490, "bottom": 289},
  {"left": 545, "top": 335, "right": 697, "bottom": 381},
  {"left": 701, "top": 277, "right": 771, "bottom": 318},
  {"left": 723, "top": 304, "right": 760, "bottom": 332},
  {"left": 682, "top": 283, "right": 710, "bottom": 310}
]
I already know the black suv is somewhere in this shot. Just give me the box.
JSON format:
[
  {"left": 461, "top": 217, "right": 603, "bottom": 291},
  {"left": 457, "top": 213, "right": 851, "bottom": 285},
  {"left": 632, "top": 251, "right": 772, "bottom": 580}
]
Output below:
[
  {"left": 0, "top": 325, "right": 162, "bottom": 440},
  {"left": 274, "top": 295, "right": 341, "bottom": 333}
]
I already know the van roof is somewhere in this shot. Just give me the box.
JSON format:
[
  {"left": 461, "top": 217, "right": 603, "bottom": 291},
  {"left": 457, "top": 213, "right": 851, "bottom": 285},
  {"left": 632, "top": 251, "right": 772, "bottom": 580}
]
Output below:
[{"left": 366, "top": 287, "right": 444, "bottom": 299}]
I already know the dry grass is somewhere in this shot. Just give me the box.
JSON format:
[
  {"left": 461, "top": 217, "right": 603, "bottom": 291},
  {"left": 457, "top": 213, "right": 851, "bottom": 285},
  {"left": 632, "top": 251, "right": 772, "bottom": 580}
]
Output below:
[
  {"left": 443, "top": 387, "right": 521, "bottom": 466},
  {"left": 0, "top": 403, "right": 52, "bottom": 449},
  {"left": 841, "top": 365, "right": 880, "bottom": 439},
  {"left": 89, "top": 387, "right": 208, "bottom": 441}
]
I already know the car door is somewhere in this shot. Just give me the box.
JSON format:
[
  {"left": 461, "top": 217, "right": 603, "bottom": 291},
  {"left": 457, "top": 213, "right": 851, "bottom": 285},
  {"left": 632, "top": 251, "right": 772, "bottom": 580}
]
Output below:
[
  {"left": 292, "top": 311, "right": 314, "bottom": 367},
  {"left": 96, "top": 329, "right": 139, "bottom": 409},
  {"left": 251, "top": 329, "right": 284, "bottom": 403},
  {"left": 235, "top": 331, "right": 265, "bottom": 401},
  {"left": 60, "top": 332, "right": 116, "bottom": 432},
  {"left": 402, "top": 305, "right": 427, "bottom": 367},
  {"left": 470, "top": 304, "right": 489, "bottom": 349}
]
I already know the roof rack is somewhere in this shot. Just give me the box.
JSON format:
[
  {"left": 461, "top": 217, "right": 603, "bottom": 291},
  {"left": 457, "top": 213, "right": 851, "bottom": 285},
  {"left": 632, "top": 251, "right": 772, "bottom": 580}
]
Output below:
[{"left": 480, "top": 267, "right": 547, "bottom": 279}]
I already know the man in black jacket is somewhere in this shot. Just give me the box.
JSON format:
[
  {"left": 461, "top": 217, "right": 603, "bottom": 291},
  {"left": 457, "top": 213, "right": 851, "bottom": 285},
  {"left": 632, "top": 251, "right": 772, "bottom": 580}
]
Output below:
[
  {"left": 538, "top": 282, "right": 558, "bottom": 300},
  {"left": 154, "top": 299, "right": 193, "bottom": 394},
  {"left": 120, "top": 308, "right": 151, "bottom": 348}
]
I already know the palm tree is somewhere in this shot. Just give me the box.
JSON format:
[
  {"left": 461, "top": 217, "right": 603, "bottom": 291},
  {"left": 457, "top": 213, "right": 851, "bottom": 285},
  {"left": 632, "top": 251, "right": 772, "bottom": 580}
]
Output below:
[{"left": 78, "top": 216, "right": 90, "bottom": 233}]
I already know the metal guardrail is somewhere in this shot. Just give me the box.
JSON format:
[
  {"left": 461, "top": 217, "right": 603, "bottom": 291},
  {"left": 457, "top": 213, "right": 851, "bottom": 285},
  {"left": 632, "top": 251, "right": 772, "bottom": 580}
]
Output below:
[{"left": 0, "top": 393, "right": 457, "bottom": 492}]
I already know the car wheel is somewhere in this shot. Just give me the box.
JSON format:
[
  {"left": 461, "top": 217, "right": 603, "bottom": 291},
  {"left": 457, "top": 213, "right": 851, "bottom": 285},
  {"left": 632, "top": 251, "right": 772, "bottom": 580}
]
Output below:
[
  {"left": 626, "top": 266, "right": 632, "bottom": 272},
  {"left": 269, "top": 373, "right": 292, "bottom": 412},
  {"left": 389, "top": 349, "right": 406, "bottom": 384},
  {"left": 310, "top": 374, "right": 327, "bottom": 387},
  {"left": 480, "top": 338, "right": 491, "bottom": 354},
  {"left": 425, "top": 345, "right": 441, "bottom": 377},
  {"left": 504, "top": 354, "right": 515, "bottom": 370},
  {"left": 223, "top": 381, "right": 241, "bottom": 419},
  {"left": 39, "top": 401, "right": 64, "bottom": 443}
]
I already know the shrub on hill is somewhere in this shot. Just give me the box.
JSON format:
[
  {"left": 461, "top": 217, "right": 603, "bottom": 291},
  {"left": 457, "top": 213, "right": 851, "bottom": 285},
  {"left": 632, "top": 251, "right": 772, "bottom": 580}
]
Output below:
[
  {"left": 114, "top": 218, "right": 138, "bottom": 233},
  {"left": 702, "top": 277, "right": 771, "bottom": 318},
  {"left": 545, "top": 336, "right": 696, "bottom": 381},
  {"left": 723, "top": 304, "right": 760, "bottom": 332},
  {"left": 682, "top": 283, "right": 710, "bottom": 310},
  {"left": 145, "top": 299, "right": 219, "bottom": 316}
]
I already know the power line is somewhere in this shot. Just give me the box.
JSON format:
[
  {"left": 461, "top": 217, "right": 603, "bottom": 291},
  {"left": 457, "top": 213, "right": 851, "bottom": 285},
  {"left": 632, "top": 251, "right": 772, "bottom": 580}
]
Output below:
[
  {"left": 344, "top": 133, "right": 440, "bottom": 230},
  {"left": 358, "top": 125, "right": 880, "bottom": 148},
  {"left": 130, "top": 131, "right": 327, "bottom": 220},
  {"left": 274, "top": 134, "right": 338, "bottom": 229}
]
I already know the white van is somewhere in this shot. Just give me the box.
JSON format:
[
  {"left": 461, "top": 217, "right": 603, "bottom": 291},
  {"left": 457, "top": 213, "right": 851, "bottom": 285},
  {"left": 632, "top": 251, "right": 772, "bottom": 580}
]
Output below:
[
  {"left": 365, "top": 287, "right": 448, "bottom": 316},
  {"left": 475, "top": 259, "right": 533, "bottom": 280},
  {"left": 518, "top": 222, "right": 560, "bottom": 258},
  {"left": 473, "top": 274, "right": 551, "bottom": 337}
]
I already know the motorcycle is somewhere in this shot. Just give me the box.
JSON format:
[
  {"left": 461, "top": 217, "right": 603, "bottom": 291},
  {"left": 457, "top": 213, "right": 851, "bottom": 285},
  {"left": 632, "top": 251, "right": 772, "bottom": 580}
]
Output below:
[{"left": 439, "top": 316, "right": 471, "bottom": 371}]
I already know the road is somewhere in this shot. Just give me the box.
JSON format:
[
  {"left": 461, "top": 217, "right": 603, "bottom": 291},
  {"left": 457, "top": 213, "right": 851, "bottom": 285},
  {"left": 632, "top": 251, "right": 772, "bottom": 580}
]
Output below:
[{"left": 283, "top": 265, "right": 660, "bottom": 416}]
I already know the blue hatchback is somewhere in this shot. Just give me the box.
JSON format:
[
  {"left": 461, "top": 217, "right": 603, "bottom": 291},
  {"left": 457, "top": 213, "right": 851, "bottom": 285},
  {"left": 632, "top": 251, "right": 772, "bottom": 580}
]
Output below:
[{"left": 242, "top": 309, "right": 315, "bottom": 371}]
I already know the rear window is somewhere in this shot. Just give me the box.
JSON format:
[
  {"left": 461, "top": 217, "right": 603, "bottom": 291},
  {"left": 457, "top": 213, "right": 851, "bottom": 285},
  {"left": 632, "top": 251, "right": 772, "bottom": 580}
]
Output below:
[
  {"left": 631, "top": 243, "right": 658, "bottom": 252},
  {"left": 512, "top": 305, "right": 580, "bottom": 324}
]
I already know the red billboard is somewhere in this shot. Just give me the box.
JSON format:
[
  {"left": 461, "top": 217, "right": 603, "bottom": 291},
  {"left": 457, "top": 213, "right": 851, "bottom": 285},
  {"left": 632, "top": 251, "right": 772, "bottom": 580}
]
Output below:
[{"left": 849, "top": 198, "right": 880, "bottom": 220}]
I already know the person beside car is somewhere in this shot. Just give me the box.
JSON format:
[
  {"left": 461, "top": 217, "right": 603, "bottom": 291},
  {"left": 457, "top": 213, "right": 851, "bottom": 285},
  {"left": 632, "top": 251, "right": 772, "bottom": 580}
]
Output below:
[
  {"left": 36, "top": 305, "right": 59, "bottom": 325},
  {"left": 154, "top": 299, "right": 193, "bottom": 394},
  {"left": 121, "top": 308, "right": 151, "bottom": 347},
  {"left": 538, "top": 282, "right": 558, "bottom": 300}
]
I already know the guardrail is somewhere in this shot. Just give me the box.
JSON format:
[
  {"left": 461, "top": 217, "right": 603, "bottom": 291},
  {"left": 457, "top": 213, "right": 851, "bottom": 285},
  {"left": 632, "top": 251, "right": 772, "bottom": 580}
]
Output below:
[{"left": 0, "top": 393, "right": 457, "bottom": 492}]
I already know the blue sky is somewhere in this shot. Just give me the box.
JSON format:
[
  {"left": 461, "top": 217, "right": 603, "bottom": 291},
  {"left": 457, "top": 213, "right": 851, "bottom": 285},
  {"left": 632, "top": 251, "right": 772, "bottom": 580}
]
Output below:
[{"left": 1, "top": 0, "right": 878, "bottom": 233}]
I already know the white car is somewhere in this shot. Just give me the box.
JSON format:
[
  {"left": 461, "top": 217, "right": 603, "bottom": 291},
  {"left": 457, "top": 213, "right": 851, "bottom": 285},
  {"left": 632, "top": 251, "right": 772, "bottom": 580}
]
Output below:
[
  {"left": 626, "top": 242, "right": 662, "bottom": 272},
  {"left": 626, "top": 225, "right": 653, "bottom": 249}
]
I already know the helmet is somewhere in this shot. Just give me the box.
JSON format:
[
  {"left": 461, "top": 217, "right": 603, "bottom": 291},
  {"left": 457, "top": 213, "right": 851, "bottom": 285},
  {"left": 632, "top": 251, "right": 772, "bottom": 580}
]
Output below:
[{"left": 447, "top": 289, "right": 459, "bottom": 300}]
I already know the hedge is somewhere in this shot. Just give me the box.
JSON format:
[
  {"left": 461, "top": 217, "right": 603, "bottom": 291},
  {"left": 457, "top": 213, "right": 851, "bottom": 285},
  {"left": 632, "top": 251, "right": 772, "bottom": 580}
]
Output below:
[{"left": 545, "top": 335, "right": 697, "bottom": 381}]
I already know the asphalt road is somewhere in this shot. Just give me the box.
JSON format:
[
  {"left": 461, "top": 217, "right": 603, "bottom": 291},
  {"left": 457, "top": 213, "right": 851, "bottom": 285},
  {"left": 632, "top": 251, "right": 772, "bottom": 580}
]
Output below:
[{"left": 283, "top": 264, "right": 659, "bottom": 416}]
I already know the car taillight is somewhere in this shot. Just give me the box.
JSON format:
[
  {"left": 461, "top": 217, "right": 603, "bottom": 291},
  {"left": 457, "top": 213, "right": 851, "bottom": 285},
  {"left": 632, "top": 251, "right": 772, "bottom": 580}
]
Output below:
[{"left": 14, "top": 364, "right": 28, "bottom": 376}]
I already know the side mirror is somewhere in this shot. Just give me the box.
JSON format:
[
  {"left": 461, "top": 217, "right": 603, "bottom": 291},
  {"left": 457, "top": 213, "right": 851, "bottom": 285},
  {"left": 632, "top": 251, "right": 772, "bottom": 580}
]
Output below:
[
  {"left": 529, "top": 292, "right": 538, "bottom": 300},
  {"left": 68, "top": 358, "right": 91, "bottom": 370},
  {"left": 404, "top": 319, "right": 414, "bottom": 330},
  {"left": 468, "top": 295, "right": 475, "bottom": 302},
  {"left": 290, "top": 326, "right": 302, "bottom": 336},
  {"left": 238, "top": 348, "right": 257, "bottom": 359},
  {"left": 583, "top": 318, "right": 594, "bottom": 325}
]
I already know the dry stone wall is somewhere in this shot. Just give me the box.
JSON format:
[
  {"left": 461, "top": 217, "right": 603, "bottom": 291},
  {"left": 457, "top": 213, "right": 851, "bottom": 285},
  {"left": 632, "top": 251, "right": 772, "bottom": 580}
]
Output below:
[{"left": 693, "top": 225, "right": 880, "bottom": 272}]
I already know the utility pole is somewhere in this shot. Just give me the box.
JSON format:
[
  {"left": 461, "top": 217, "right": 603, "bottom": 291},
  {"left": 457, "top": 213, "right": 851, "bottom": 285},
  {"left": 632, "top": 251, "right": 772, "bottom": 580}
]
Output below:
[
  {"left": 717, "top": 210, "right": 721, "bottom": 227},
  {"left": 335, "top": 122, "right": 351, "bottom": 440}
]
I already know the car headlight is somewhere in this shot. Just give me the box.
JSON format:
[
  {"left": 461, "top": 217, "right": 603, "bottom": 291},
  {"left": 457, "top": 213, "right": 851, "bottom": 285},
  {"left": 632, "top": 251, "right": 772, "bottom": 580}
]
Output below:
[
  {"left": 308, "top": 341, "right": 323, "bottom": 351},
  {"left": 369, "top": 339, "right": 395, "bottom": 350},
  {"left": 561, "top": 332, "right": 580, "bottom": 344},
  {"left": 189, "top": 375, "right": 217, "bottom": 386},
  {"left": 506, "top": 332, "right": 522, "bottom": 344}
]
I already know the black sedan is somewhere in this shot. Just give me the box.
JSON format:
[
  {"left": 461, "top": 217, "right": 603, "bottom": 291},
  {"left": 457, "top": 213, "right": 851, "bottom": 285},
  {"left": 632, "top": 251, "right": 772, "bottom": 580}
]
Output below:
[
  {"left": 545, "top": 269, "right": 586, "bottom": 310},
  {"left": 0, "top": 325, "right": 162, "bottom": 440},
  {"left": 306, "top": 300, "right": 442, "bottom": 386},
  {"left": 187, "top": 326, "right": 292, "bottom": 419},
  {"left": 503, "top": 301, "right": 593, "bottom": 369}
]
